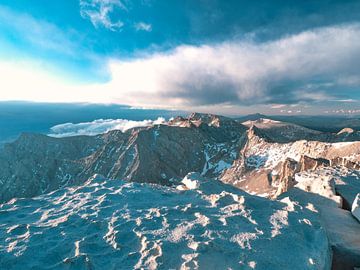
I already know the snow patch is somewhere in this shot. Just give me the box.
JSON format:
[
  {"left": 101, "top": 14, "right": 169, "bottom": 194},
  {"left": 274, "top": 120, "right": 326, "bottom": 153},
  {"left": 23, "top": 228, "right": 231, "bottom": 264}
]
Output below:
[
  {"left": 352, "top": 193, "right": 360, "bottom": 223},
  {"left": 177, "top": 173, "right": 201, "bottom": 190}
]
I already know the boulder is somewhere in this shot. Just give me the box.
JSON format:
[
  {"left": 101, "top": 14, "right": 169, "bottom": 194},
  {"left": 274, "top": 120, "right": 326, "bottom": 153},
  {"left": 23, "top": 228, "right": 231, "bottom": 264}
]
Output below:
[{"left": 282, "top": 180, "right": 360, "bottom": 270}]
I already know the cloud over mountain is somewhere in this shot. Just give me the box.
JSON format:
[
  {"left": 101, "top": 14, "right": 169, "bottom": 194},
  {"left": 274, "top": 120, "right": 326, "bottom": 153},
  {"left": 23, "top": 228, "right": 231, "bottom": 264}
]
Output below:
[
  {"left": 48, "top": 117, "right": 166, "bottom": 137},
  {"left": 103, "top": 24, "right": 360, "bottom": 108}
]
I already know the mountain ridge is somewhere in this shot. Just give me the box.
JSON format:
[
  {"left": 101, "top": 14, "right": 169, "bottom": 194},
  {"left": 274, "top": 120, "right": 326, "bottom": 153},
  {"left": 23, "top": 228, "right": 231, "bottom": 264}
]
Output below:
[{"left": 0, "top": 112, "right": 360, "bottom": 203}]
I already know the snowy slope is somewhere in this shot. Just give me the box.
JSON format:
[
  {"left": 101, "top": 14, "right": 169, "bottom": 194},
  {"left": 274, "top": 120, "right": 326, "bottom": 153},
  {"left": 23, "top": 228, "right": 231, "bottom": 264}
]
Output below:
[{"left": 0, "top": 174, "right": 330, "bottom": 270}]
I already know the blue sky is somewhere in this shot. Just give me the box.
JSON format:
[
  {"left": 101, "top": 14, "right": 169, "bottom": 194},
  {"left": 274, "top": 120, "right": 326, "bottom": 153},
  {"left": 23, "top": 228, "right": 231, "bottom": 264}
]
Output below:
[{"left": 0, "top": 0, "right": 360, "bottom": 114}]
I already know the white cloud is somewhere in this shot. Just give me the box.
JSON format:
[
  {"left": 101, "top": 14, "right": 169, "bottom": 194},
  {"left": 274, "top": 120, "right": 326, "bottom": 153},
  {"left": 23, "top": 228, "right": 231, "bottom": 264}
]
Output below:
[
  {"left": 80, "top": 0, "right": 126, "bottom": 31},
  {"left": 0, "top": 59, "right": 110, "bottom": 103},
  {"left": 271, "top": 104, "right": 287, "bottom": 109},
  {"left": 1, "top": 24, "right": 360, "bottom": 114},
  {"left": 48, "top": 117, "right": 166, "bottom": 137},
  {"left": 101, "top": 23, "right": 360, "bottom": 107},
  {"left": 134, "top": 22, "right": 152, "bottom": 32}
]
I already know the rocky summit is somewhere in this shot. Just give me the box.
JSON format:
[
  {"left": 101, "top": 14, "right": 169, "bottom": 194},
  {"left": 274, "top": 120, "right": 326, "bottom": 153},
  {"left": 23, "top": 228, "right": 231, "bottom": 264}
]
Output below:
[
  {"left": 0, "top": 113, "right": 360, "bottom": 269},
  {"left": 0, "top": 174, "right": 331, "bottom": 270}
]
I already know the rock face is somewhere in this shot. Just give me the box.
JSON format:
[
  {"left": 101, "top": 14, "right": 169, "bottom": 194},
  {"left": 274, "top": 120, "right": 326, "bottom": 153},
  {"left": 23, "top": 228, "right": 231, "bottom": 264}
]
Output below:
[
  {"left": 330, "top": 157, "right": 360, "bottom": 170},
  {"left": 299, "top": 155, "right": 330, "bottom": 171},
  {"left": 0, "top": 174, "right": 331, "bottom": 270},
  {"left": 352, "top": 193, "right": 360, "bottom": 223},
  {"left": 274, "top": 158, "right": 299, "bottom": 197}
]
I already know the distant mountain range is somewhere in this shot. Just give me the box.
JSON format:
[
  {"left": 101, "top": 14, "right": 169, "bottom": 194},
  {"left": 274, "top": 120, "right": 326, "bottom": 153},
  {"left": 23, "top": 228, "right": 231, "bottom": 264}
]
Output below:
[{"left": 236, "top": 113, "right": 360, "bottom": 133}]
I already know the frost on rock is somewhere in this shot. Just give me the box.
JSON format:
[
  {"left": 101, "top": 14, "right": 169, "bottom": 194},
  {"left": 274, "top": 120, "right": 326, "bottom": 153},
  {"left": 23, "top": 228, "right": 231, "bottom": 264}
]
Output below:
[{"left": 0, "top": 174, "right": 331, "bottom": 270}]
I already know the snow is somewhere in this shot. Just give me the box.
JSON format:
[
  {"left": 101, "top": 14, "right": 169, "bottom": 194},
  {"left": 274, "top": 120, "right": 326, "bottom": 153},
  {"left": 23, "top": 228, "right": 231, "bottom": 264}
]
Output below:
[
  {"left": 242, "top": 118, "right": 281, "bottom": 126},
  {"left": 269, "top": 210, "right": 289, "bottom": 237},
  {"left": 332, "top": 141, "right": 356, "bottom": 149},
  {"left": 244, "top": 138, "right": 360, "bottom": 174},
  {"left": 214, "top": 160, "right": 232, "bottom": 173},
  {"left": 0, "top": 174, "right": 331, "bottom": 270},
  {"left": 230, "top": 232, "right": 259, "bottom": 249},
  {"left": 245, "top": 141, "right": 302, "bottom": 170},
  {"left": 352, "top": 193, "right": 360, "bottom": 223},
  {"left": 201, "top": 143, "right": 238, "bottom": 176},
  {"left": 280, "top": 169, "right": 360, "bottom": 269},
  {"left": 177, "top": 173, "right": 201, "bottom": 190},
  {"left": 294, "top": 172, "right": 342, "bottom": 207}
]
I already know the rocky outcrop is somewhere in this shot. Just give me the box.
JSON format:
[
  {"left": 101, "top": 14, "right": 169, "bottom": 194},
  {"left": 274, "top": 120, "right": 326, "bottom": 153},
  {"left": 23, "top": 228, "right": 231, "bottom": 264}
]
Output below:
[
  {"left": 334, "top": 171, "right": 360, "bottom": 213},
  {"left": 274, "top": 158, "right": 299, "bottom": 197},
  {"left": 330, "top": 157, "right": 360, "bottom": 170},
  {"left": 274, "top": 156, "right": 360, "bottom": 199},
  {"left": 299, "top": 155, "right": 330, "bottom": 171},
  {"left": 220, "top": 123, "right": 360, "bottom": 198}
]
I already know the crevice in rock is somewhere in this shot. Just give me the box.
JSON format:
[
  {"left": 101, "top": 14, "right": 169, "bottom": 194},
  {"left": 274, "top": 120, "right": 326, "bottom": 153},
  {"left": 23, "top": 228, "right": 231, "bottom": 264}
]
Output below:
[{"left": 335, "top": 189, "right": 352, "bottom": 211}]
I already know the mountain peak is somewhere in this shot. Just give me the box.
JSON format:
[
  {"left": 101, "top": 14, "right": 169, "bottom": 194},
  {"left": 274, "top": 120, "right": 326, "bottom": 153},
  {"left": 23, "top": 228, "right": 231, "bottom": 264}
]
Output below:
[{"left": 187, "top": 112, "right": 239, "bottom": 127}]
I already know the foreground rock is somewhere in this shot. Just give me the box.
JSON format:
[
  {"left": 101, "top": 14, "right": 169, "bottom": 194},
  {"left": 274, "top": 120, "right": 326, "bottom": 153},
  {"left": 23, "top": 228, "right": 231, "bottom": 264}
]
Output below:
[
  {"left": 0, "top": 174, "right": 331, "bottom": 270},
  {"left": 279, "top": 168, "right": 360, "bottom": 270},
  {"left": 334, "top": 170, "right": 360, "bottom": 210}
]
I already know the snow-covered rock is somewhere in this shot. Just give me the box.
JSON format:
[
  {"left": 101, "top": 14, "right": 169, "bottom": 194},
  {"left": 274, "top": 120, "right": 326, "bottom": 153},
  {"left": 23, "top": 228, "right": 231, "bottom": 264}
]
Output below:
[
  {"left": 334, "top": 169, "right": 360, "bottom": 210},
  {"left": 294, "top": 172, "right": 342, "bottom": 207},
  {"left": 352, "top": 193, "right": 360, "bottom": 223},
  {"left": 0, "top": 175, "right": 331, "bottom": 270},
  {"left": 280, "top": 168, "right": 360, "bottom": 270},
  {"left": 177, "top": 172, "right": 201, "bottom": 190}
]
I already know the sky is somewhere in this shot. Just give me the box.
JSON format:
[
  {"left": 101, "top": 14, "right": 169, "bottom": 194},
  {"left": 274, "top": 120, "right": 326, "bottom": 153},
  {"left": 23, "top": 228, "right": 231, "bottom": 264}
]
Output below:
[{"left": 0, "top": 0, "right": 360, "bottom": 115}]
